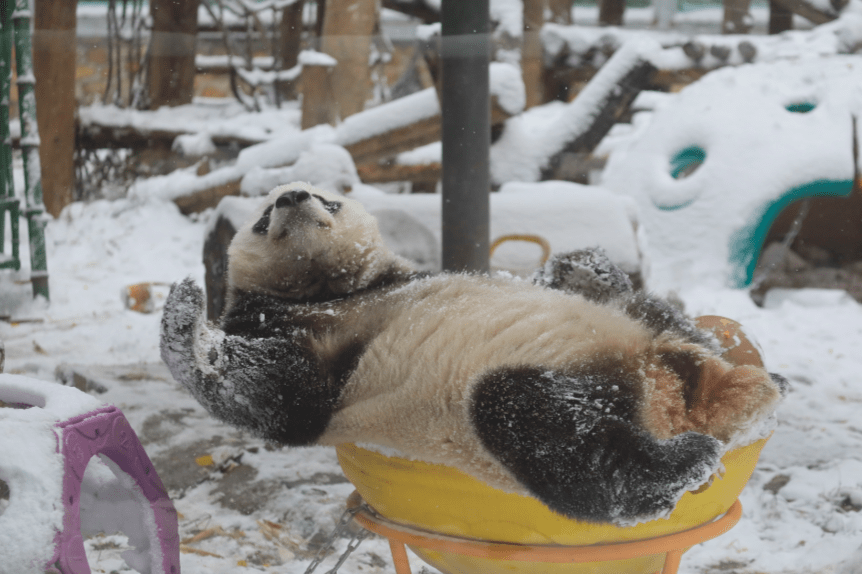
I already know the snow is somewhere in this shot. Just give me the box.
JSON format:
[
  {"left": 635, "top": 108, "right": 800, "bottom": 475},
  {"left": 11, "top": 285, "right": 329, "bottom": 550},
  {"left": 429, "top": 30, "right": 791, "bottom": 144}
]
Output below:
[
  {"left": 173, "top": 133, "right": 217, "bottom": 158},
  {"left": 349, "top": 181, "right": 645, "bottom": 275},
  {"left": 297, "top": 50, "right": 337, "bottom": 68},
  {"left": 79, "top": 100, "right": 302, "bottom": 148},
  {"left": 489, "top": 62, "right": 527, "bottom": 115},
  {"left": 240, "top": 143, "right": 360, "bottom": 196}
]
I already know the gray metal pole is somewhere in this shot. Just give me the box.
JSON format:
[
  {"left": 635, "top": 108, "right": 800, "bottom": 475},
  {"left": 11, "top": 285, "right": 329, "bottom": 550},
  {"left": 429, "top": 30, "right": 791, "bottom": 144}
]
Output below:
[{"left": 441, "top": 0, "right": 490, "bottom": 274}]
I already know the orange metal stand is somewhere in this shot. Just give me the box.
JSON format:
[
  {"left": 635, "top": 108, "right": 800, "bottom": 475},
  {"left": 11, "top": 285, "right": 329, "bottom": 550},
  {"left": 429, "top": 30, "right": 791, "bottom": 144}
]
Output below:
[{"left": 347, "top": 491, "right": 743, "bottom": 574}]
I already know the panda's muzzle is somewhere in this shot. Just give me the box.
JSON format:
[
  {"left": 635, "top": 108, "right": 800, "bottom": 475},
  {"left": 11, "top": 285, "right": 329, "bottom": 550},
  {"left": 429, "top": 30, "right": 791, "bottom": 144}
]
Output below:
[{"left": 276, "top": 190, "right": 311, "bottom": 208}]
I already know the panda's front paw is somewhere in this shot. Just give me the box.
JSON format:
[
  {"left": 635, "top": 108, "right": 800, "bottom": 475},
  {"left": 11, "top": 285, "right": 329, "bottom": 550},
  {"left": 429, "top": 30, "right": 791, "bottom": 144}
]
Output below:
[
  {"left": 160, "top": 278, "right": 207, "bottom": 377},
  {"left": 163, "top": 277, "right": 205, "bottom": 331}
]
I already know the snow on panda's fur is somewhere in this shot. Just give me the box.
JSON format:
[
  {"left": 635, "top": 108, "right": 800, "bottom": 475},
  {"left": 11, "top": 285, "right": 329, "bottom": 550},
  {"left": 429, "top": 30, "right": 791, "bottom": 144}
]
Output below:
[{"left": 161, "top": 182, "right": 787, "bottom": 525}]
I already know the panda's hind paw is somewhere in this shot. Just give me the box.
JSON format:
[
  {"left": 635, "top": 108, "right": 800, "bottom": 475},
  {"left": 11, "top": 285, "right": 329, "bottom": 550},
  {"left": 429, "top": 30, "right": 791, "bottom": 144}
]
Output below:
[{"left": 660, "top": 431, "right": 723, "bottom": 495}]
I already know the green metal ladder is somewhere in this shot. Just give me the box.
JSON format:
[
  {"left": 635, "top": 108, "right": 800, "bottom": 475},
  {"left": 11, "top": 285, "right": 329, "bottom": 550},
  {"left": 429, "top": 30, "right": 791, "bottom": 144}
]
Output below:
[{"left": 0, "top": 0, "right": 48, "bottom": 300}]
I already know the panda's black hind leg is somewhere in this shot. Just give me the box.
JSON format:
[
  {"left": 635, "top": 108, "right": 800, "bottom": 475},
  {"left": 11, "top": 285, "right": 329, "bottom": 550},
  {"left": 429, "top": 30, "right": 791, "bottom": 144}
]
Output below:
[
  {"left": 534, "top": 248, "right": 719, "bottom": 351},
  {"left": 470, "top": 363, "right": 722, "bottom": 524}
]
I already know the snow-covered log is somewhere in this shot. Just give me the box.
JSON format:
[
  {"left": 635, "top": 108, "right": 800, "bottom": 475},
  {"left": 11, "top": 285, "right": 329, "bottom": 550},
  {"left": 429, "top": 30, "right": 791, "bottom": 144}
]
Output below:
[
  {"left": 129, "top": 62, "right": 524, "bottom": 211},
  {"left": 541, "top": 39, "right": 658, "bottom": 181},
  {"left": 772, "top": 0, "right": 846, "bottom": 24},
  {"left": 76, "top": 123, "right": 263, "bottom": 151},
  {"left": 173, "top": 178, "right": 241, "bottom": 216},
  {"left": 355, "top": 161, "right": 441, "bottom": 185}
]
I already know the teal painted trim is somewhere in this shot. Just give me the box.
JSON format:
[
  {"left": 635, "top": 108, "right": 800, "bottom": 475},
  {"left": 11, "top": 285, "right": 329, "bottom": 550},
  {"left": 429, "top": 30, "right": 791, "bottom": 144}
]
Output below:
[
  {"left": 655, "top": 145, "right": 707, "bottom": 211},
  {"left": 785, "top": 102, "right": 816, "bottom": 113},
  {"left": 728, "top": 179, "right": 853, "bottom": 288},
  {"left": 670, "top": 145, "right": 706, "bottom": 180},
  {"left": 657, "top": 197, "right": 698, "bottom": 211}
]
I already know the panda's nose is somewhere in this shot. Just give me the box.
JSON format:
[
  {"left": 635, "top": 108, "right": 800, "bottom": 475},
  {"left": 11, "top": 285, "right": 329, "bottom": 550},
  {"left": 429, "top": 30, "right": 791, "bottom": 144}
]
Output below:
[{"left": 275, "top": 190, "right": 311, "bottom": 208}]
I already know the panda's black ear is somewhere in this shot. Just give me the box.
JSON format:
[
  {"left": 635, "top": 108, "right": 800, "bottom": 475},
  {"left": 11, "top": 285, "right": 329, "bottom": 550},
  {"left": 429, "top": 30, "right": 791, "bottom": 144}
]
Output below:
[{"left": 253, "top": 205, "right": 274, "bottom": 235}]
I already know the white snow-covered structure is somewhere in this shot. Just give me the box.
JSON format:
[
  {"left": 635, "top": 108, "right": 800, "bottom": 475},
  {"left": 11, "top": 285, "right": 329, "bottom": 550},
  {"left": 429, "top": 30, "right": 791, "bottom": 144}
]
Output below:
[{"left": 600, "top": 55, "right": 862, "bottom": 291}]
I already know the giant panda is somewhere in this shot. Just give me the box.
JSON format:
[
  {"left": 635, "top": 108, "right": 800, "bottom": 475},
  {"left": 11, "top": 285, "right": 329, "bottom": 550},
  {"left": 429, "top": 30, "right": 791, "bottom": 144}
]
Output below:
[{"left": 160, "top": 182, "right": 787, "bottom": 525}]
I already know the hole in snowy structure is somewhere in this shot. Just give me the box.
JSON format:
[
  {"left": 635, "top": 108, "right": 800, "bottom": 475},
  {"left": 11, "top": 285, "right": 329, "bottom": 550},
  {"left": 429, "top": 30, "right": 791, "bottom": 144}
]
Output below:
[
  {"left": 734, "top": 180, "right": 862, "bottom": 296},
  {"left": 79, "top": 456, "right": 154, "bottom": 573},
  {"left": 0, "top": 398, "right": 37, "bottom": 409},
  {"left": 669, "top": 145, "right": 706, "bottom": 181},
  {"left": 785, "top": 101, "right": 817, "bottom": 113}
]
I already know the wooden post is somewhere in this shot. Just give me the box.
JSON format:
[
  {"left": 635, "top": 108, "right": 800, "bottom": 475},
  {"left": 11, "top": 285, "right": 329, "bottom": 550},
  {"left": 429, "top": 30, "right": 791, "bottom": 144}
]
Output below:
[
  {"left": 148, "top": 0, "right": 200, "bottom": 108},
  {"left": 548, "top": 0, "right": 573, "bottom": 24},
  {"left": 279, "top": 0, "right": 305, "bottom": 69},
  {"left": 300, "top": 51, "right": 338, "bottom": 130},
  {"left": 722, "top": 0, "right": 753, "bottom": 33},
  {"left": 277, "top": 0, "right": 305, "bottom": 100},
  {"left": 523, "top": 0, "right": 545, "bottom": 109},
  {"left": 320, "top": 0, "right": 379, "bottom": 120},
  {"left": 599, "top": 0, "right": 625, "bottom": 26},
  {"left": 655, "top": 0, "right": 676, "bottom": 29},
  {"left": 32, "top": 0, "right": 75, "bottom": 218},
  {"left": 768, "top": 0, "right": 793, "bottom": 33}
]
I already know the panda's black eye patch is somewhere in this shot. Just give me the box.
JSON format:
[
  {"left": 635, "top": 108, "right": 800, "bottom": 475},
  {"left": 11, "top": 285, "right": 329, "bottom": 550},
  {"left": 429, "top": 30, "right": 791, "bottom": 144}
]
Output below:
[
  {"left": 312, "top": 194, "right": 342, "bottom": 215},
  {"left": 253, "top": 204, "right": 274, "bottom": 235}
]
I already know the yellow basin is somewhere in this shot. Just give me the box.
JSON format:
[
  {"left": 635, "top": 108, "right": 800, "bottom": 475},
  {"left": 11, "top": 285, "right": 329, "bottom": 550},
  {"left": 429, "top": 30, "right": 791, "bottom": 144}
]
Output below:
[
  {"left": 336, "top": 316, "right": 771, "bottom": 574},
  {"left": 337, "top": 439, "right": 766, "bottom": 574}
]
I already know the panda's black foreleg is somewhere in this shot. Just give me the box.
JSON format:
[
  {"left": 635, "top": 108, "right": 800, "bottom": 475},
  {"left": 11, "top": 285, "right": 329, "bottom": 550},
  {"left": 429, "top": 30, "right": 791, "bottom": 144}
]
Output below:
[
  {"left": 160, "top": 278, "right": 337, "bottom": 445},
  {"left": 532, "top": 248, "right": 634, "bottom": 303},
  {"left": 535, "top": 248, "right": 721, "bottom": 352},
  {"left": 470, "top": 364, "right": 723, "bottom": 524}
]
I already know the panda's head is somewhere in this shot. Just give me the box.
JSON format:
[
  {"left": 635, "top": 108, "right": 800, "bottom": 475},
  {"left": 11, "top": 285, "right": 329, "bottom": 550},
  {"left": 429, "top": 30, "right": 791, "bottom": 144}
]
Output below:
[{"left": 227, "top": 182, "right": 414, "bottom": 301}]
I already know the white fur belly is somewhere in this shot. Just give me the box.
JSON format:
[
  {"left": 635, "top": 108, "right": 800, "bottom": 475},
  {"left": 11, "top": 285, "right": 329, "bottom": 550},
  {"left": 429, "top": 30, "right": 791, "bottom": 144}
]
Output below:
[{"left": 318, "top": 274, "right": 652, "bottom": 489}]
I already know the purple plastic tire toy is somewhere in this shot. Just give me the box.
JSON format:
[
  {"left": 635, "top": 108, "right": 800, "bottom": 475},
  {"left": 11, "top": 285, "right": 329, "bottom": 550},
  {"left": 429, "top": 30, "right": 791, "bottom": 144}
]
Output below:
[
  {"left": 0, "top": 375, "right": 180, "bottom": 574},
  {"left": 51, "top": 405, "right": 181, "bottom": 574}
]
